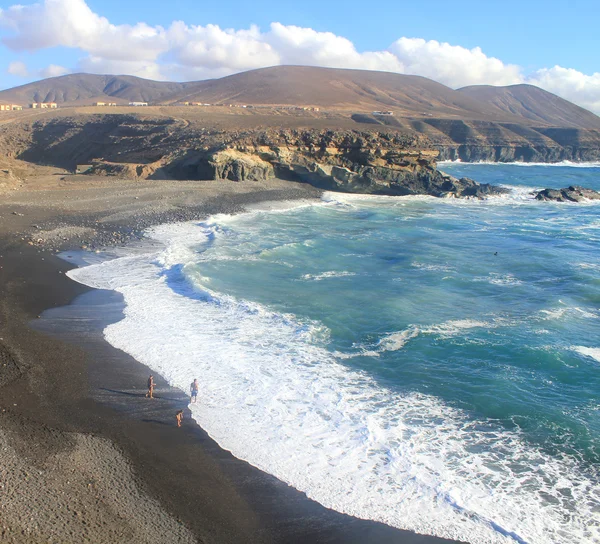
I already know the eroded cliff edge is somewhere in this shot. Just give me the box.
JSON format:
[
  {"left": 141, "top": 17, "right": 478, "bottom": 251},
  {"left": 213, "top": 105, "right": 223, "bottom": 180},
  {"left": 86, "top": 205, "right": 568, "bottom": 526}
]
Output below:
[{"left": 0, "top": 114, "right": 506, "bottom": 198}]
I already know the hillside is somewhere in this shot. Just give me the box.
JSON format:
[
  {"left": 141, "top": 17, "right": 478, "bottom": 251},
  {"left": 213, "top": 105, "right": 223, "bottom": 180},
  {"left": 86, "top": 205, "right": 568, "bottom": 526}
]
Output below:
[
  {"left": 2, "top": 66, "right": 599, "bottom": 131},
  {"left": 457, "top": 84, "right": 600, "bottom": 130},
  {"left": 0, "top": 74, "right": 192, "bottom": 105},
  {"left": 171, "top": 66, "right": 498, "bottom": 119}
]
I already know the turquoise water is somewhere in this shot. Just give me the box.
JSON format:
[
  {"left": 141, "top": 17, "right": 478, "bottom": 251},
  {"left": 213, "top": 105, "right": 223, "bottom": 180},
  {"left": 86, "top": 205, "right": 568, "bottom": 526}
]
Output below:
[
  {"left": 200, "top": 165, "right": 600, "bottom": 465},
  {"left": 70, "top": 164, "right": 600, "bottom": 543}
]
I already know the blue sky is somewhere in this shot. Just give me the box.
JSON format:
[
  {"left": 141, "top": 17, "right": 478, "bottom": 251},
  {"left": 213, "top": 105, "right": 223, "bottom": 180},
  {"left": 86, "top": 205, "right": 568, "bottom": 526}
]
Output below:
[
  {"left": 86, "top": 0, "right": 598, "bottom": 72},
  {"left": 1, "top": 0, "right": 599, "bottom": 112}
]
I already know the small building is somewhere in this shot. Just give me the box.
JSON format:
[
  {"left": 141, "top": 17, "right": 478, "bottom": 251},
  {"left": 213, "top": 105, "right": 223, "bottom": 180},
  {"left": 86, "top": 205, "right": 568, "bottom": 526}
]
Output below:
[
  {"left": 0, "top": 104, "right": 23, "bottom": 111},
  {"left": 107, "top": 103, "right": 117, "bottom": 106},
  {"left": 129, "top": 102, "right": 148, "bottom": 107},
  {"left": 372, "top": 111, "right": 394, "bottom": 116},
  {"left": 95, "top": 102, "right": 106, "bottom": 106},
  {"left": 39, "top": 102, "right": 58, "bottom": 109}
]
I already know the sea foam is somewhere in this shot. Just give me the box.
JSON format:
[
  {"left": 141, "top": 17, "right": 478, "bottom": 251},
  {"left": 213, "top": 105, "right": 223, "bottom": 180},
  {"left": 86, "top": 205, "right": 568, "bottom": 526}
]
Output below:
[
  {"left": 67, "top": 218, "right": 599, "bottom": 544},
  {"left": 573, "top": 346, "right": 600, "bottom": 364},
  {"left": 439, "top": 160, "right": 600, "bottom": 168}
]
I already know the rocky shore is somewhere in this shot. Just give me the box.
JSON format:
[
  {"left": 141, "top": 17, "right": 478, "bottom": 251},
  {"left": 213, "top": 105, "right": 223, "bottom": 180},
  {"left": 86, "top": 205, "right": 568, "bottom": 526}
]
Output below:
[{"left": 0, "top": 114, "right": 509, "bottom": 199}]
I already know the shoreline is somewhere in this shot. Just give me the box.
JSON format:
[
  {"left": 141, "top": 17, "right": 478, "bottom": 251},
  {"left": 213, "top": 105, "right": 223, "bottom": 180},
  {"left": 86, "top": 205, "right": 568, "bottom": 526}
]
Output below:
[{"left": 0, "top": 176, "right": 462, "bottom": 543}]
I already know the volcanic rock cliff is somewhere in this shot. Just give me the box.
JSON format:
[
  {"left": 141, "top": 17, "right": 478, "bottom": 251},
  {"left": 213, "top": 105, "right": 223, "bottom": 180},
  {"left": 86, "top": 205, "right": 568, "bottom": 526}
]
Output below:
[
  {"left": 0, "top": 114, "right": 505, "bottom": 198},
  {"left": 138, "top": 130, "right": 504, "bottom": 198}
]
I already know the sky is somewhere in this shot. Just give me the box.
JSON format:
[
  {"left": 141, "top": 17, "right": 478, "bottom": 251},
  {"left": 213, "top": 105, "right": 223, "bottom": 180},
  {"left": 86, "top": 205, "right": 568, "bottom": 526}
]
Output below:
[{"left": 0, "top": 0, "right": 599, "bottom": 113}]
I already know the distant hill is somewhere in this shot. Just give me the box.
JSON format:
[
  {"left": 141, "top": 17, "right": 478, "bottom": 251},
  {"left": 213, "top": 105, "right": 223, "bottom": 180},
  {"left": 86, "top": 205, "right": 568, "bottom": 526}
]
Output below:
[
  {"left": 171, "top": 66, "right": 498, "bottom": 120},
  {"left": 1, "top": 66, "right": 599, "bottom": 130},
  {"left": 457, "top": 84, "right": 600, "bottom": 130},
  {"left": 0, "top": 74, "right": 192, "bottom": 105}
]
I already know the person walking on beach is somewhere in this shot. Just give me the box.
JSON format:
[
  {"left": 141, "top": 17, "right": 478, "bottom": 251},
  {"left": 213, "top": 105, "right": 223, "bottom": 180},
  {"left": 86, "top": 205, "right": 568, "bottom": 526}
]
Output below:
[
  {"left": 146, "top": 375, "right": 155, "bottom": 399},
  {"left": 176, "top": 410, "right": 184, "bottom": 427},
  {"left": 190, "top": 378, "right": 199, "bottom": 403}
]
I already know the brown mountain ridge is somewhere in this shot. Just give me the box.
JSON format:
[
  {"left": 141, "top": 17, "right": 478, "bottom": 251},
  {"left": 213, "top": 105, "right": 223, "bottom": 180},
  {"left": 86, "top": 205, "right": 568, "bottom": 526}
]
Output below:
[{"left": 1, "top": 66, "right": 599, "bottom": 130}]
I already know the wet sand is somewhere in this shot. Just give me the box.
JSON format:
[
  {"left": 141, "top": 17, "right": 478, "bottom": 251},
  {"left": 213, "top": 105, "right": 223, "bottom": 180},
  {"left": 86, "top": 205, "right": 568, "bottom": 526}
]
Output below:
[{"left": 0, "top": 176, "right": 463, "bottom": 543}]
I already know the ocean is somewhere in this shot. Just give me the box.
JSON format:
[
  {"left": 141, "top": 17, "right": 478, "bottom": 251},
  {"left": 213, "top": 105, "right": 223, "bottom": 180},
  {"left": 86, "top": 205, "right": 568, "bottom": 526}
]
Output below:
[{"left": 68, "top": 163, "right": 600, "bottom": 544}]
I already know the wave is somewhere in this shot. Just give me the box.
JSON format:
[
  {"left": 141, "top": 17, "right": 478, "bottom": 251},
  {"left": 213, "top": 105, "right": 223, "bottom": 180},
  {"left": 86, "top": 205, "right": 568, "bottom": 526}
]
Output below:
[
  {"left": 538, "top": 306, "right": 599, "bottom": 321},
  {"left": 375, "top": 319, "right": 498, "bottom": 353},
  {"left": 67, "top": 221, "right": 599, "bottom": 544},
  {"left": 439, "top": 160, "right": 600, "bottom": 168},
  {"left": 573, "top": 346, "right": 600, "bottom": 364},
  {"left": 470, "top": 273, "right": 524, "bottom": 287},
  {"left": 301, "top": 271, "right": 357, "bottom": 281},
  {"left": 411, "top": 261, "right": 455, "bottom": 272}
]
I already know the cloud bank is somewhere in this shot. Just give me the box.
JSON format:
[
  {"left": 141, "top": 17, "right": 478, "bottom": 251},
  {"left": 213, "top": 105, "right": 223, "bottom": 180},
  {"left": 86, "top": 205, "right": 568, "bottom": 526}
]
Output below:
[{"left": 1, "top": 0, "right": 599, "bottom": 114}]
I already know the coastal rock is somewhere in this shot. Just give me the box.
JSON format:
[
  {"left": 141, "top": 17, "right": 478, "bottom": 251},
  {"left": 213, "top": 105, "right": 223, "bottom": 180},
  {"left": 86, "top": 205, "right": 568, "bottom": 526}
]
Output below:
[
  {"left": 210, "top": 149, "right": 275, "bottom": 181},
  {"left": 534, "top": 185, "right": 600, "bottom": 202},
  {"left": 173, "top": 131, "right": 510, "bottom": 198},
  {"left": 0, "top": 115, "right": 511, "bottom": 198}
]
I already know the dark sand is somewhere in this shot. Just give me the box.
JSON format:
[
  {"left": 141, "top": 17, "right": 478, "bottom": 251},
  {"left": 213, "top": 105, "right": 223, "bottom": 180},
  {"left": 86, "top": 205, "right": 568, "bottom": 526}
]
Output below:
[{"left": 0, "top": 175, "right": 463, "bottom": 543}]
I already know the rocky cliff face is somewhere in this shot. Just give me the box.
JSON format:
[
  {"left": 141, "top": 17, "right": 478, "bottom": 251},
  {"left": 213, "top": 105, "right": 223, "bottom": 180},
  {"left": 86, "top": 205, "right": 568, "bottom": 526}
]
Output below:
[
  {"left": 0, "top": 115, "right": 507, "bottom": 198},
  {"left": 413, "top": 120, "right": 600, "bottom": 163},
  {"left": 115, "top": 129, "right": 506, "bottom": 198},
  {"left": 10, "top": 113, "right": 599, "bottom": 197}
]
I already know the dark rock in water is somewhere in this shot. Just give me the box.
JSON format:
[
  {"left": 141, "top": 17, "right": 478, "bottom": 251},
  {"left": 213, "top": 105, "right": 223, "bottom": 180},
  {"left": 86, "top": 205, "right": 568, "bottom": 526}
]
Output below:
[{"left": 534, "top": 185, "right": 600, "bottom": 202}]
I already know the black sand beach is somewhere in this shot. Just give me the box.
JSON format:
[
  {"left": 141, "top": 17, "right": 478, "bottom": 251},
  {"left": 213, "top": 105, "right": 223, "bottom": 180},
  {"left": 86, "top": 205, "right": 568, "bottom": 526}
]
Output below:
[{"left": 0, "top": 175, "right": 463, "bottom": 543}]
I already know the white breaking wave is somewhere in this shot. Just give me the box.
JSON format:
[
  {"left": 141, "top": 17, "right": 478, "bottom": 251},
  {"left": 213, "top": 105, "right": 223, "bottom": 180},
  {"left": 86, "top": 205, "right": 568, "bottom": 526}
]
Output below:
[
  {"left": 377, "top": 319, "right": 496, "bottom": 353},
  {"left": 67, "top": 220, "right": 600, "bottom": 544},
  {"left": 411, "top": 262, "right": 455, "bottom": 272},
  {"left": 378, "top": 327, "right": 420, "bottom": 351},
  {"left": 573, "top": 346, "right": 600, "bottom": 364},
  {"left": 302, "top": 271, "right": 357, "bottom": 281},
  {"left": 538, "top": 306, "right": 599, "bottom": 321},
  {"left": 474, "top": 273, "right": 524, "bottom": 287},
  {"left": 577, "top": 262, "right": 600, "bottom": 271},
  {"left": 439, "top": 160, "right": 600, "bottom": 168}
]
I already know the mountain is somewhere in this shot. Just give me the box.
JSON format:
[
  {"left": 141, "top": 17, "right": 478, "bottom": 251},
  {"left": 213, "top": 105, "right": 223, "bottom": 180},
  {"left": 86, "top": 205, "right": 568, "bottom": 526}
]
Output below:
[
  {"left": 0, "top": 66, "right": 599, "bottom": 132},
  {"left": 457, "top": 84, "right": 600, "bottom": 130},
  {"left": 170, "top": 66, "right": 499, "bottom": 119},
  {"left": 0, "top": 74, "right": 192, "bottom": 105}
]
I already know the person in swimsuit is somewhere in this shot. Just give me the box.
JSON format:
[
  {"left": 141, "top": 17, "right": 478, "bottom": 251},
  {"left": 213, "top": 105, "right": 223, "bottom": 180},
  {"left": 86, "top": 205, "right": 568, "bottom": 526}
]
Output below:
[
  {"left": 190, "top": 378, "right": 199, "bottom": 403},
  {"left": 176, "top": 410, "right": 184, "bottom": 427},
  {"left": 146, "top": 375, "right": 155, "bottom": 398}
]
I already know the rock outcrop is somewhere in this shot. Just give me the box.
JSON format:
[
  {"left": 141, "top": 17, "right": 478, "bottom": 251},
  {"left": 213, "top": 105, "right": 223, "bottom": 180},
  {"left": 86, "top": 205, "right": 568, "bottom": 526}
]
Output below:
[
  {"left": 133, "top": 130, "right": 506, "bottom": 198},
  {"left": 402, "top": 119, "right": 600, "bottom": 163},
  {"left": 0, "top": 114, "right": 509, "bottom": 198},
  {"left": 534, "top": 186, "right": 600, "bottom": 202}
]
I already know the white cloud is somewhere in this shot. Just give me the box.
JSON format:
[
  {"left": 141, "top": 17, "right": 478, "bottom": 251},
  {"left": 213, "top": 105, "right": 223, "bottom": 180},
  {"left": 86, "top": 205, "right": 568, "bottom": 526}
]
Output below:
[
  {"left": 7, "top": 60, "right": 28, "bottom": 77},
  {"left": 266, "top": 23, "right": 404, "bottom": 73},
  {"left": 168, "top": 23, "right": 279, "bottom": 73},
  {"left": 0, "top": 0, "right": 167, "bottom": 60},
  {"left": 79, "top": 56, "right": 165, "bottom": 80},
  {"left": 0, "top": 0, "right": 599, "bottom": 115},
  {"left": 6, "top": 60, "right": 70, "bottom": 79},
  {"left": 40, "top": 64, "right": 70, "bottom": 78},
  {"left": 389, "top": 38, "right": 523, "bottom": 88},
  {"left": 529, "top": 66, "right": 600, "bottom": 116}
]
